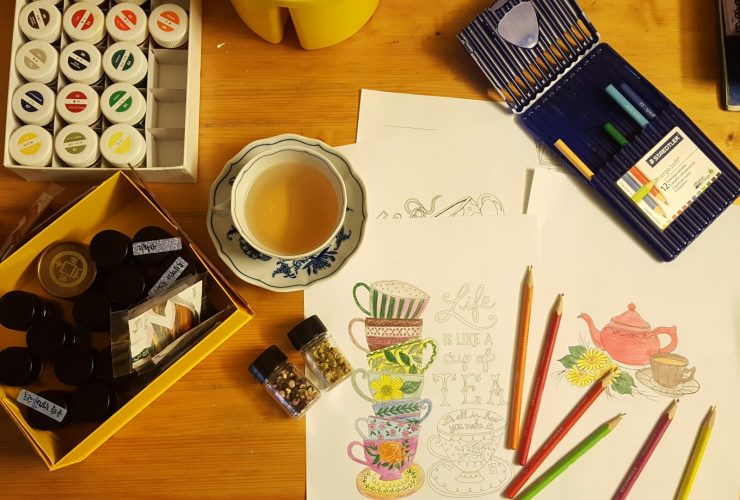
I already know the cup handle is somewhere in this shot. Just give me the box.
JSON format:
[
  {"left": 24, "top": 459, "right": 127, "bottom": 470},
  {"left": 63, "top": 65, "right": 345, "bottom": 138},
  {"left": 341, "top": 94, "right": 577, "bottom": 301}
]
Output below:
[
  {"left": 417, "top": 398, "right": 433, "bottom": 424},
  {"left": 347, "top": 441, "right": 370, "bottom": 467},
  {"left": 212, "top": 198, "right": 231, "bottom": 217},
  {"left": 427, "top": 435, "right": 447, "bottom": 460},
  {"left": 348, "top": 318, "right": 370, "bottom": 353},
  {"left": 354, "top": 417, "right": 370, "bottom": 441},
  {"left": 353, "top": 282, "right": 373, "bottom": 316},
  {"left": 350, "top": 369, "right": 375, "bottom": 402},
  {"left": 682, "top": 366, "right": 696, "bottom": 383},
  {"left": 418, "top": 339, "right": 439, "bottom": 373}
]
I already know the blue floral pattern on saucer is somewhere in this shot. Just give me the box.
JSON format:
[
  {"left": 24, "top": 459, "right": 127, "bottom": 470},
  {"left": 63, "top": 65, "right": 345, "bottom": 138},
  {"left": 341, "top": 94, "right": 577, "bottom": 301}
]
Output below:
[{"left": 207, "top": 135, "right": 367, "bottom": 292}]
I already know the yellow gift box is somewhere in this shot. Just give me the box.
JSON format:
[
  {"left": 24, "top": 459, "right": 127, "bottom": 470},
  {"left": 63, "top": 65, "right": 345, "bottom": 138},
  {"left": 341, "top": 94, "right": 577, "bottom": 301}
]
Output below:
[{"left": 0, "top": 172, "right": 253, "bottom": 470}]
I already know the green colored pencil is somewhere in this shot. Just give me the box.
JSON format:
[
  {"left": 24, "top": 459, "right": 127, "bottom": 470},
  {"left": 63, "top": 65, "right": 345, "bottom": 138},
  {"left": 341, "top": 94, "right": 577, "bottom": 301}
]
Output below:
[{"left": 517, "top": 414, "right": 624, "bottom": 500}]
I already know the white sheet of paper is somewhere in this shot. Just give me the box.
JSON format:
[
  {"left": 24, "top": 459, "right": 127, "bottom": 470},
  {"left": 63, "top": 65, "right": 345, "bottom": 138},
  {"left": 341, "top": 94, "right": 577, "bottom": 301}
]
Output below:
[
  {"left": 338, "top": 125, "right": 534, "bottom": 217},
  {"left": 525, "top": 170, "right": 740, "bottom": 499},
  {"left": 306, "top": 216, "right": 539, "bottom": 500}
]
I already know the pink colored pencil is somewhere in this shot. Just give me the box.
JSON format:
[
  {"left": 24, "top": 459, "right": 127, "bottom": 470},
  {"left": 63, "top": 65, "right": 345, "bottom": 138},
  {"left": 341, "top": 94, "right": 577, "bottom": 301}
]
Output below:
[
  {"left": 517, "top": 293, "right": 564, "bottom": 466},
  {"left": 613, "top": 399, "right": 679, "bottom": 500}
]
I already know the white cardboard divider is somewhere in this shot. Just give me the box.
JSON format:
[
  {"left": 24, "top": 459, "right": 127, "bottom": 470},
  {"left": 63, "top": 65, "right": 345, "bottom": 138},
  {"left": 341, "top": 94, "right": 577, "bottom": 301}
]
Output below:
[{"left": 3, "top": 0, "right": 202, "bottom": 183}]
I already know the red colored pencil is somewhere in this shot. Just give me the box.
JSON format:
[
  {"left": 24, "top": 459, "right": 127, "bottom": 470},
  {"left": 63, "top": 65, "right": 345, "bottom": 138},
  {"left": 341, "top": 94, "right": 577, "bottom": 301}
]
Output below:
[
  {"left": 613, "top": 399, "right": 679, "bottom": 500},
  {"left": 504, "top": 369, "right": 617, "bottom": 499},
  {"left": 517, "top": 293, "right": 564, "bottom": 465}
]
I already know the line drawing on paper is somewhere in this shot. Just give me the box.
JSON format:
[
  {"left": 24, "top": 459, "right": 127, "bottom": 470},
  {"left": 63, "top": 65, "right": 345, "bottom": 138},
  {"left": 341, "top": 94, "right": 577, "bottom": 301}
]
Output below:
[
  {"left": 435, "top": 284, "right": 497, "bottom": 331},
  {"left": 376, "top": 194, "right": 505, "bottom": 220}
]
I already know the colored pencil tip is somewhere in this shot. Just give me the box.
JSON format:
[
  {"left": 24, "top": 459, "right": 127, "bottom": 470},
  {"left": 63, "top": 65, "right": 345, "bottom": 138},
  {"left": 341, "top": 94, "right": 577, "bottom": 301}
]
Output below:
[
  {"left": 555, "top": 293, "right": 564, "bottom": 314},
  {"left": 708, "top": 406, "right": 717, "bottom": 425},
  {"left": 667, "top": 399, "right": 679, "bottom": 419},
  {"left": 607, "top": 413, "right": 625, "bottom": 429},
  {"left": 526, "top": 265, "right": 533, "bottom": 285},
  {"left": 602, "top": 366, "right": 618, "bottom": 386}
]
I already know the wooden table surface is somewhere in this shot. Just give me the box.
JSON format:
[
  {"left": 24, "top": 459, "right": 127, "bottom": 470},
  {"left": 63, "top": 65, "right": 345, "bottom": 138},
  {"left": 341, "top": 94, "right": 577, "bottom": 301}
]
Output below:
[{"left": 0, "top": 0, "right": 737, "bottom": 497}]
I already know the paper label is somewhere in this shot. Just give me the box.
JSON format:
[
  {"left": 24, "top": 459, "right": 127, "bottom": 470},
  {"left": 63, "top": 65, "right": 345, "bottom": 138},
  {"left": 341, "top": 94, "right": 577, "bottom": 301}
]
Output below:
[
  {"left": 722, "top": 0, "right": 740, "bottom": 36},
  {"left": 616, "top": 127, "right": 721, "bottom": 230},
  {"left": 133, "top": 237, "right": 181, "bottom": 256},
  {"left": 17, "top": 389, "right": 67, "bottom": 422},
  {"left": 148, "top": 256, "right": 189, "bottom": 297}
]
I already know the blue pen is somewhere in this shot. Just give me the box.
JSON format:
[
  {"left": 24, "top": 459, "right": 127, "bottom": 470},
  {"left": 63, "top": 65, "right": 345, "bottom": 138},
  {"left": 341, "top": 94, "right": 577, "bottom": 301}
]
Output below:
[
  {"left": 618, "top": 82, "right": 658, "bottom": 121},
  {"left": 605, "top": 84, "right": 650, "bottom": 128}
]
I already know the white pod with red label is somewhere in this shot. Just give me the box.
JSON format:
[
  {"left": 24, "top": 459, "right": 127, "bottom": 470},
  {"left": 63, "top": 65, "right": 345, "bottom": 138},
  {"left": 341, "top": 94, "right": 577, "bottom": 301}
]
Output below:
[
  {"left": 12, "top": 82, "right": 56, "bottom": 126},
  {"left": 56, "top": 83, "right": 100, "bottom": 126},
  {"left": 15, "top": 40, "right": 58, "bottom": 84},
  {"left": 55, "top": 124, "right": 100, "bottom": 168},
  {"left": 103, "top": 42, "right": 148, "bottom": 85},
  {"left": 59, "top": 41, "right": 103, "bottom": 85},
  {"left": 19, "top": 1, "right": 62, "bottom": 43},
  {"left": 9, "top": 125, "right": 53, "bottom": 168},
  {"left": 106, "top": 3, "right": 148, "bottom": 45},
  {"left": 63, "top": 3, "right": 106, "bottom": 44},
  {"left": 100, "top": 124, "right": 146, "bottom": 168},
  {"left": 149, "top": 4, "right": 189, "bottom": 48},
  {"left": 101, "top": 83, "right": 146, "bottom": 126}
]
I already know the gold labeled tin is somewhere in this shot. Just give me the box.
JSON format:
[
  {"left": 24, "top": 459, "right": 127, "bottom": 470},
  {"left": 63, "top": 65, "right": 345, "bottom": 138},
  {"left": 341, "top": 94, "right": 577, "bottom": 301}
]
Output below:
[{"left": 38, "top": 242, "right": 97, "bottom": 299}]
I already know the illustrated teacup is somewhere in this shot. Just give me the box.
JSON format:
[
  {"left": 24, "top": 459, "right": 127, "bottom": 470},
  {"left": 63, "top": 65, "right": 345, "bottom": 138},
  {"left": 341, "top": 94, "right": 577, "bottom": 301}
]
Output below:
[
  {"left": 214, "top": 145, "right": 347, "bottom": 260},
  {"left": 366, "top": 338, "right": 438, "bottom": 374},
  {"left": 355, "top": 415, "right": 421, "bottom": 440},
  {"left": 351, "top": 369, "right": 424, "bottom": 402},
  {"left": 372, "top": 398, "right": 433, "bottom": 424},
  {"left": 347, "top": 437, "right": 418, "bottom": 480},
  {"left": 650, "top": 353, "right": 696, "bottom": 388},
  {"left": 353, "top": 280, "right": 430, "bottom": 319},
  {"left": 348, "top": 318, "right": 423, "bottom": 353},
  {"left": 427, "top": 408, "right": 506, "bottom": 483}
]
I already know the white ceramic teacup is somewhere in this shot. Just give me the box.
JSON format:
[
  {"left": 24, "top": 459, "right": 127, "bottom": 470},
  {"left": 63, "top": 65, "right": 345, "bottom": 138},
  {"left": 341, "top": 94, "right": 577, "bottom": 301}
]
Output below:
[{"left": 214, "top": 145, "right": 347, "bottom": 260}]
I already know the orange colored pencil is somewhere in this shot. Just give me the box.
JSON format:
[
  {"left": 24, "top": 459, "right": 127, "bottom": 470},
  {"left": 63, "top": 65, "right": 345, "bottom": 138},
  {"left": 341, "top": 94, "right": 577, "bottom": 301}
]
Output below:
[
  {"left": 629, "top": 166, "right": 667, "bottom": 203},
  {"left": 517, "top": 293, "right": 564, "bottom": 465},
  {"left": 504, "top": 369, "right": 617, "bottom": 499},
  {"left": 507, "top": 265, "right": 534, "bottom": 450}
]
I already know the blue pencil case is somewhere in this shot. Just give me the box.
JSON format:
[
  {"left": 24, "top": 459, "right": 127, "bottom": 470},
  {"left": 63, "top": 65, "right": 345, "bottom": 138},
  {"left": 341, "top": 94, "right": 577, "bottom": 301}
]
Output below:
[{"left": 458, "top": 0, "right": 740, "bottom": 261}]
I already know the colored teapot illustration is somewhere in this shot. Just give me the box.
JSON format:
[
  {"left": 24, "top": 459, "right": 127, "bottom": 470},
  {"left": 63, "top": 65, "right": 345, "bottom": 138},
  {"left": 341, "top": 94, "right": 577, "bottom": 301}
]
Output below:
[{"left": 578, "top": 304, "right": 677, "bottom": 366}]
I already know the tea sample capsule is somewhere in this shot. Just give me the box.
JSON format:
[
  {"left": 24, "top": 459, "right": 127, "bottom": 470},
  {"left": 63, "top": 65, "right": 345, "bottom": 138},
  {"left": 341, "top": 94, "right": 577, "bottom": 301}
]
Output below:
[
  {"left": 0, "top": 347, "right": 42, "bottom": 386},
  {"left": 101, "top": 83, "right": 146, "bottom": 126},
  {"left": 59, "top": 41, "right": 103, "bottom": 85},
  {"left": 26, "top": 318, "right": 76, "bottom": 359},
  {"left": 149, "top": 4, "right": 189, "bottom": 48},
  {"left": 288, "top": 315, "right": 352, "bottom": 390},
  {"left": 106, "top": 3, "right": 148, "bottom": 45},
  {"left": 8, "top": 125, "right": 53, "bottom": 168},
  {"left": 19, "top": 1, "right": 62, "bottom": 43},
  {"left": 23, "top": 390, "right": 72, "bottom": 431},
  {"left": 104, "top": 265, "right": 146, "bottom": 308},
  {"left": 71, "top": 381, "right": 118, "bottom": 422},
  {"left": 55, "top": 345, "right": 96, "bottom": 386},
  {"left": 100, "top": 124, "right": 147, "bottom": 168},
  {"left": 55, "top": 124, "right": 100, "bottom": 168},
  {"left": 103, "top": 42, "right": 148, "bottom": 86},
  {"left": 89, "top": 229, "right": 131, "bottom": 269},
  {"left": 63, "top": 3, "right": 106, "bottom": 45},
  {"left": 56, "top": 83, "right": 101, "bottom": 127},
  {"left": 73, "top": 291, "right": 112, "bottom": 332},
  {"left": 11, "top": 83, "right": 55, "bottom": 126},
  {"left": 249, "top": 345, "right": 321, "bottom": 418},
  {"left": 0, "top": 290, "right": 47, "bottom": 331},
  {"left": 15, "top": 40, "right": 58, "bottom": 84},
  {"left": 37, "top": 241, "right": 97, "bottom": 297}
]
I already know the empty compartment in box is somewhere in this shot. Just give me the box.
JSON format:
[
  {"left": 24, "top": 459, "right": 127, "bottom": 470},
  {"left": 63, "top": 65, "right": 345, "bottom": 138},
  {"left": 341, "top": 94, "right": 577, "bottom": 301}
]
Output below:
[
  {"left": 147, "top": 128, "right": 185, "bottom": 168},
  {"left": 146, "top": 88, "right": 186, "bottom": 128},
  {"left": 148, "top": 49, "right": 188, "bottom": 89}
]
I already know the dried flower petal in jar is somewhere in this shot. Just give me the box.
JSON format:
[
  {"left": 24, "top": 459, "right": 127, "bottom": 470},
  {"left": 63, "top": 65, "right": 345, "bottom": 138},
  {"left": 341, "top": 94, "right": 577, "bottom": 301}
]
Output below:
[{"left": 287, "top": 315, "right": 352, "bottom": 390}]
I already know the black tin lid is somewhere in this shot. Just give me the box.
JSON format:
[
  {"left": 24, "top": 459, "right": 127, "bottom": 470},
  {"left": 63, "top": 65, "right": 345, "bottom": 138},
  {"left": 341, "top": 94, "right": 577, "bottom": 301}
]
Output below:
[
  {"left": 71, "top": 381, "right": 118, "bottom": 422},
  {"left": 0, "top": 347, "right": 42, "bottom": 386},
  {"left": 89, "top": 229, "right": 131, "bottom": 269},
  {"left": 104, "top": 266, "right": 146, "bottom": 307},
  {"left": 26, "top": 318, "right": 75, "bottom": 359},
  {"left": 0, "top": 290, "right": 45, "bottom": 331},
  {"left": 24, "top": 390, "right": 72, "bottom": 431},
  {"left": 73, "top": 291, "right": 112, "bottom": 332},
  {"left": 55, "top": 345, "right": 96, "bottom": 386},
  {"left": 287, "top": 315, "right": 328, "bottom": 351},
  {"left": 133, "top": 226, "right": 175, "bottom": 265},
  {"left": 249, "top": 345, "right": 288, "bottom": 384}
]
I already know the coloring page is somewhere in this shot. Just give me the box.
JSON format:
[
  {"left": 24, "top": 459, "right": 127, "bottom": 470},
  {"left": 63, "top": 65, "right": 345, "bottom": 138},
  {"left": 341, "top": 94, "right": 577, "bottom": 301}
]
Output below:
[{"left": 305, "top": 216, "right": 539, "bottom": 499}]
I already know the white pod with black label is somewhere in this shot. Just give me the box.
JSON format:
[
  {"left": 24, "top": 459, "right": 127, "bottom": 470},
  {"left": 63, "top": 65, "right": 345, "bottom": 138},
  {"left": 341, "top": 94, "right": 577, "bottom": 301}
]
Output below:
[
  {"left": 19, "top": 1, "right": 62, "bottom": 43},
  {"left": 59, "top": 42, "right": 103, "bottom": 85},
  {"left": 12, "top": 83, "right": 55, "bottom": 126}
]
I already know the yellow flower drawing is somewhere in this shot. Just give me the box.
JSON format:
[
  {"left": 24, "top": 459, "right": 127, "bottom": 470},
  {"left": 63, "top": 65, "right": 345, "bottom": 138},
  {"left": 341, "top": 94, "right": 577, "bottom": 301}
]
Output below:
[
  {"left": 576, "top": 348, "right": 610, "bottom": 372},
  {"left": 566, "top": 367, "right": 597, "bottom": 387},
  {"left": 378, "top": 441, "right": 405, "bottom": 465},
  {"left": 371, "top": 374, "right": 404, "bottom": 401}
]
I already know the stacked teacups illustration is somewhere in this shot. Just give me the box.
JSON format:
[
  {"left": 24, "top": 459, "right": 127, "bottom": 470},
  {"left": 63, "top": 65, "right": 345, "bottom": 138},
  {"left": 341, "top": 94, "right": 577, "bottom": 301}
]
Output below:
[{"left": 347, "top": 280, "right": 438, "bottom": 498}]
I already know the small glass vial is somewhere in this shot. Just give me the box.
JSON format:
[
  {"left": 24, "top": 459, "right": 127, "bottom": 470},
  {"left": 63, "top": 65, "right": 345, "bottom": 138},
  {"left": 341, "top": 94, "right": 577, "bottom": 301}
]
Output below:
[
  {"left": 100, "top": 124, "right": 146, "bottom": 168},
  {"left": 59, "top": 42, "right": 103, "bottom": 85},
  {"left": 103, "top": 42, "right": 148, "bottom": 86},
  {"left": 55, "top": 124, "right": 100, "bottom": 168},
  {"left": 63, "top": 3, "right": 106, "bottom": 45},
  {"left": 288, "top": 315, "right": 353, "bottom": 391},
  {"left": 8, "top": 125, "right": 53, "bottom": 168},
  {"left": 149, "top": 4, "right": 189, "bottom": 49},
  {"left": 101, "top": 83, "right": 146, "bottom": 126},
  {"left": 15, "top": 40, "right": 58, "bottom": 85},
  {"left": 19, "top": 1, "right": 62, "bottom": 43},
  {"left": 11, "top": 83, "right": 55, "bottom": 127},
  {"left": 106, "top": 3, "right": 149, "bottom": 45},
  {"left": 56, "top": 83, "right": 101, "bottom": 126},
  {"left": 249, "top": 345, "right": 321, "bottom": 418}
]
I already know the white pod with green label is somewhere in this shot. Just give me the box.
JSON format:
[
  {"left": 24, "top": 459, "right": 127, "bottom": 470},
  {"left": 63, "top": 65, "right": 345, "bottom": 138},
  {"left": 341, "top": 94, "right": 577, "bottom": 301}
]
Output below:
[
  {"left": 100, "top": 124, "right": 146, "bottom": 168},
  {"left": 12, "top": 83, "right": 55, "bottom": 126},
  {"left": 103, "top": 42, "right": 148, "bottom": 85},
  {"left": 101, "top": 83, "right": 146, "bottom": 126},
  {"left": 106, "top": 3, "right": 148, "bottom": 45},
  {"left": 15, "top": 40, "right": 58, "bottom": 84},
  {"left": 149, "top": 5, "right": 189, "bottom": 49},
  {"left": 59, "top": 41, "right": 103, "bottom": 85},
  {"left": 56, "top": 83, "right": 100, "bottom": 126},
  {"left": 55, "top": 124, "right": 100, "bottom": 168},
  {"left": 9, "top": 125, "right": 53, "bottom": 168},
  {"left": 19, "top": 1, "right": 62, "bottom": 43},
  {"left": 63, "top": 3, "right": 106, "bottom": 44}
]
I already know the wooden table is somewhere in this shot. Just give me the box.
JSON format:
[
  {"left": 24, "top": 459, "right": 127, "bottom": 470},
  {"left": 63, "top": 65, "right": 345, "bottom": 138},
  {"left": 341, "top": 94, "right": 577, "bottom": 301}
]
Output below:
[{"left": 0, "top": 0, "right": 737, "bottom": 497}]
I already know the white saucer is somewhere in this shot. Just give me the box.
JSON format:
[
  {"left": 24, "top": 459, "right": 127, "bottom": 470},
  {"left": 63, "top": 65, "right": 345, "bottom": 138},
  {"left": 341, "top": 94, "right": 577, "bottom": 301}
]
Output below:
[
  {"left": 427, "top": 457, "right": 513, "bottom": 497},
  {"left": 207, "top": 134, "right": 367, "bottom": 292},
  {"left": 636, "top": 368, "right": 700, "bottom": 397}
]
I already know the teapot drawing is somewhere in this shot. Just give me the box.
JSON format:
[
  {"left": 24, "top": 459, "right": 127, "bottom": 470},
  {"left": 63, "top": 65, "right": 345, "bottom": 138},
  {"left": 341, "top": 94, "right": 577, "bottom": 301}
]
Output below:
[{"left": 578, "top": 304, "right": 677, "bottom": 366}]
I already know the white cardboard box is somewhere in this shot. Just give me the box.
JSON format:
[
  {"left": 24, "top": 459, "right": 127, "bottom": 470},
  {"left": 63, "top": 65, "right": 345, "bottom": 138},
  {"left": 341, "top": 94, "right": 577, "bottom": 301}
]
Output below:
[{"left": 4, "top": 0, "right": 202, "bottom": 182}]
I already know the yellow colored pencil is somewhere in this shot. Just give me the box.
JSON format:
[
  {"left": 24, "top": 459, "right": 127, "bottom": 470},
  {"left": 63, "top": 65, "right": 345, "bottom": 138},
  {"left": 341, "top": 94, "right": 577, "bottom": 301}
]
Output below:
[
  {"left": 554, "top": 140, "right": 594, "bottom": 181},
  {"left": 675, "top": 405, "right": 716, "bottom": 500}
]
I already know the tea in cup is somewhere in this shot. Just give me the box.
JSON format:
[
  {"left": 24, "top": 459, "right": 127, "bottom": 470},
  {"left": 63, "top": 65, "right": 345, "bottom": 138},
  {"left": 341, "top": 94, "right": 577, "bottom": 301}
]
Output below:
[
  {"left": 650, "top": 353, "right": 696, "bottom": 388},
  {"left": 348, "top": 318, "right": 422, "bottom": 353},
  {"left": 355, "top": 415, "right": 420, "bottom": 440},
  {"left": 353, "top": 280, "right": 430, "bottom": 319},
  {"left": 217, "top": 145, "right": 347, "bottom": 259},
  {"left": 347, "top": 437, "right": 418, "bottom": 480},
  {"left": 372, "top": 398, "right": 432, "bottom": 424},
  {"left": 365, "top": 338, "right": 438, "bottom": 374},
  {"left": 351, "top": 369, "right": 424, "bottom": 402}
]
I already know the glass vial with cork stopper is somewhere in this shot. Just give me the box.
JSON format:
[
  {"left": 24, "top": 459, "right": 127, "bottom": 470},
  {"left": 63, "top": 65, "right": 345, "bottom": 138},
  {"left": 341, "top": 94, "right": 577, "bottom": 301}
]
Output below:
[
  {"left": 249, "top": 345, "right": 321, "bottom": 419},
  {"left": 287, "top": 315, "right": 352, "bottom": 391}
]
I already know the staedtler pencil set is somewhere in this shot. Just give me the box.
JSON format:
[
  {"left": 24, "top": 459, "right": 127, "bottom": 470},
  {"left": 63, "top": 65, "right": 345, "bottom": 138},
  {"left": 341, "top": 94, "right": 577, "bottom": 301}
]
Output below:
[{"left": 458, "top": 0, "right": 740, "bottom": 261}]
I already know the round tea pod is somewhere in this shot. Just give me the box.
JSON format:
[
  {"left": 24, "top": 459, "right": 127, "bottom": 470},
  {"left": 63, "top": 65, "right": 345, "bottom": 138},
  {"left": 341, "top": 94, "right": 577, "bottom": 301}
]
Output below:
[
  {"left": 101, "top": 83, "right": 146, "bottom": 126},
  {"left": 100, "top": 124, "right": 146, "bottom": 168},
  {"left": 55, "top": 345, "right": 96, "bottom": 386},
  {"left": 56, "top": 83, "right": 100, "bottom": 126},
  {"left": 59, "top": 41, "right": 103, "bottom": 85},
  {"left": 11, "top": 82, "right": 55, "bottom": 126},
  {"left": 15, "top": 40, "right": 58, "bottom": 84},
  {"left": 103, "top": 42, "right": 148, "bottom": 85},
  {"left": 106, "top": 3, "right": 148, "bottom": 45},
  {"left": 63, "top": 3, "right": 106, "bottom": 44},
  {"left": 133, "top": 226, "right": 177, "bottom": 265},
  {"left": 72, "top": 291, "right": 112, "bottom": 332},
  {"left": 37, "top": 241, "right": 97, "bottom": 297},
  {"left": 0, "top": 347, "right": 42, "bottom": 386},
  {"left": 71, "top": 381, "right": 118, "bottom": 422},
  {"left": 23, "top": 390, "right": 72, "bottom": 431},
  {"left": 104, "top": 265, "right": 146, "bottom": 307},
  {"left": 149, "top": 4, "right": 189, "bottom": 48},
  {"left": 19, "top": 1, "right": 62, "bottom": 43},
  {"left": 0, "top": 291, "right": 46, "bottom": 331},
  {"left": 55, "top": 124, "right": 100, "bottom": 168},
  {"left": 26, "top": 318, "right": 76, "bottom": 359},
  {"left": 89, "top": 229, "right": 131, "bottom": 269},
  {"left": 8, "top": 125, "right": 53, "bottom": 168}
]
